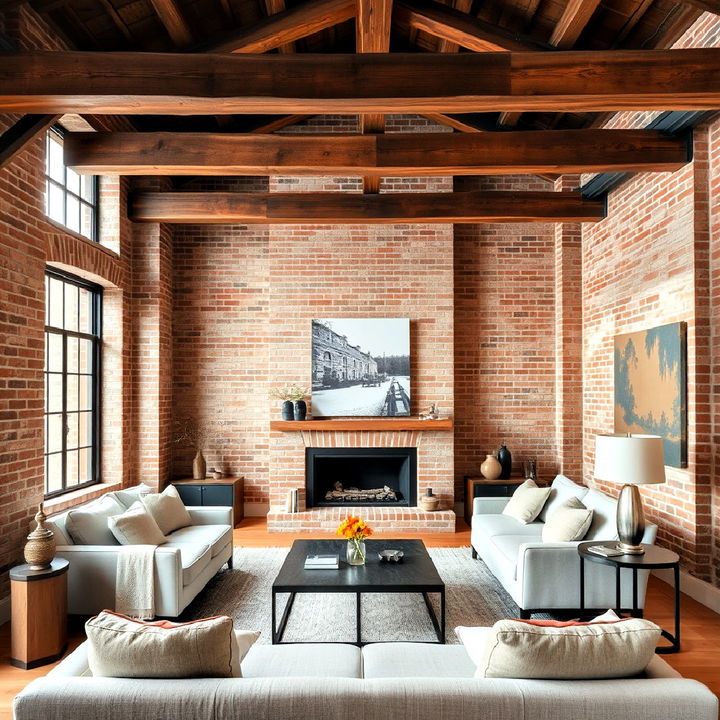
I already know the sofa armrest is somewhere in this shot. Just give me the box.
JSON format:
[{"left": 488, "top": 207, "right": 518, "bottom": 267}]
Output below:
[
  {"left": 473, "top": 496, "right": 511, "bottom": 515},
  {"left": 187, "top": 506, "right": 233, "bottom": 526}
]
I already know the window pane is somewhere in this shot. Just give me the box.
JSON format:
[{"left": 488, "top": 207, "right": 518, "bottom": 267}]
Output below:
[
  {"left": 78, "top": 338, "right": 92, "bottom": 373},
  {"left": 78, "top": 289, "right": 92, "bottom": 334},
  {"left": 66, "top": 449, "right": 79, "bottom": 487},
  {"left": 46, "top": 413, "right": 63, "bottom": 454},
  {"left": 81, "top": 203, "right": 95, "bottom": 240},
  {"left": 81, "top": 175, "right": 94, "bottom": 203},
  {"left": 79, "top": 375, "right": 92, "bottom": 411},
  {"left": 66, "top": 337, "right": 79, "bottom": 374},
  {"left": 48, "top": 277, "right": 64, "bottom": 328},
  {"left": 47, "top": 373, "right": 63, "bottom": 413},
  {"left": 66, "top": 374, "right": 79, "bottom": 412},
  {"left": 79, "top": 411, "right": 93, "bottom": 447},
  {"left": 64, "top": 283, "right": 79, "bottom": 332},
  {"left": 47, "top": 133, "right": 64, "bottom": 182},
  {"left": 66, "top": 167, "right": 80, "bottom": 195},
  {"left": 78, "top": 447, "right": 92, "bottom": 485},
  {"left": 46, "top": 453, "right": 63, "bottom": 494},
  {"left": 67, "top": 195, "right": 80, "bottom": 233},
  {"left": 66, "top": 411, "right": 79, "bottom": 449},
  {"left": 46, "top": 332, "right": 63, "bottom": 372},
  {"left": 47, "top": 181, "right": 65, "bottom": 224}
]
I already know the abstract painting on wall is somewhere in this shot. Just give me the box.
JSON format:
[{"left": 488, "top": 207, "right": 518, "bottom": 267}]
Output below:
[{"left": 614, "top": 322, "right": 687, "bottom": 467}]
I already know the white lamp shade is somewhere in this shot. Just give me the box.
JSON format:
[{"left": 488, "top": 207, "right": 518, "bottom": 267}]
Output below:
[{"left": 594, "top": 434, "right": 666, "bottom": 485}]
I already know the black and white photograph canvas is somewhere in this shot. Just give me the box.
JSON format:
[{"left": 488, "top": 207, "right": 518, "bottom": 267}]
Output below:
[{"left": 311, "top": 318, "right": 410, "bottom": 417}]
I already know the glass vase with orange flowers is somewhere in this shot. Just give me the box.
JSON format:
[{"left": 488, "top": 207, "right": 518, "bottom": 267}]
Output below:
[{"left": 336, "top": 516, "right": 373, "bottom": 566}]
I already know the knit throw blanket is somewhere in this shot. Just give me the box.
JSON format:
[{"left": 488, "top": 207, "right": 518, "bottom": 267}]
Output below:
[{"left": 115, "top": 545, "right": 156, "bottom": 619}]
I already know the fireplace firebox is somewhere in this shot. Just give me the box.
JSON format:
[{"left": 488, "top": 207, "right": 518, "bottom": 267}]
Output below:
[{"left": 306, "top": 447, "right": 417, "bottom": 508}]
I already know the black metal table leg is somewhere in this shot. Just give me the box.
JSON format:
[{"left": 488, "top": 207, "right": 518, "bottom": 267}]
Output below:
[
  {"left": 422, "top": 591, "right": 445, "bottom": 644},
  {"left": 632, "top": 568, "right": 639, "bottom": 616},
  {"left": 615, "top": 566, "right": 622, "bottom": 614},
  {"left": 657, "top": 564, "right": 681, "bottom": 653},
  {"left": 274, "top": 591, "right": 296, "bottom": 644},
  {"left": 579, "top": 556, "right": 585, "bottom": 615},
  {"left": 440, "top": 589, "right": 445, "bottom": 643},
  {"left": 271, "top": 589, "right": 276, "bottom": 643},
  {"left": 356, "top": 592, "right": 362, "bottom": 646}
]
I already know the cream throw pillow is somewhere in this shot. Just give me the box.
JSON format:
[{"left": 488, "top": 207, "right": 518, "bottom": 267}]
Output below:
[
  {"left": 108, "top": 502, "right": 167, "bottom": 546},
  {"left": 542, "top": 496, "right": 594, "bottom": 542},
  {"left": 474, "top": 617, "right": 661, "bottom": 679},
  {"left": 502, "top": 479, "right": 551, "bottom": 524},
  {"left": 141, "top": 484, "right": 192, "bottom": 535},
  {"left": 86, "top": 611, "right": 259, "bottom": 678},
  {"left": 66, "top": 494, "right": 126, "bottom": 545}
]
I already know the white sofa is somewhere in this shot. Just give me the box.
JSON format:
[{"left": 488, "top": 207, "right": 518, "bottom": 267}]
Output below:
[
  {"left": 471, "top": 475, "right": 658, "bottom": 617},
  {"left": 13, "top": 638, "right": 717, "bottom": 720},
  {"left": 47, "top": 485, "right": 233, "bottom": 617}
]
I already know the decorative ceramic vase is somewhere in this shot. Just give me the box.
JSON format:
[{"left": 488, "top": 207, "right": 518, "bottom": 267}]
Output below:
[
  {"left": 497, "top": 445, "right": 512, "bottom": 479},
  {"left": 346, "top": 540, "right": 366, "bottom": 566},
  {"left": 293, "top": 399, "right": 307, "bottom": 421},
  {"left": 480, "top": 454, "right": 502, "bottom": 481},
  {"left": 193, "top": 450, "right": 207, "bottom": 480},
  {"left": 23, "top": 504, "right": 55, "bottom": 570},
  {"left": 281, "top": 400, "right": 294, "bottom": 421},
  {"left": 420, "top": 488, "right": 440, "bottom": 512}
]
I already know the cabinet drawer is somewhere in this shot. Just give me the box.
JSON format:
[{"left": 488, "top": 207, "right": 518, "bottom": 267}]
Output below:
[
  {"left": 202, "top": 484, "right": 233, "bottom": 506},
  {"left": 174, "top": 484, "right": 203, "bottom": 505}
]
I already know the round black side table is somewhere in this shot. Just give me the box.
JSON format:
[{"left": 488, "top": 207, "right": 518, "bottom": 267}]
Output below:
[{"left": 577, "top": 542, "right": 680, "bottom": 654}]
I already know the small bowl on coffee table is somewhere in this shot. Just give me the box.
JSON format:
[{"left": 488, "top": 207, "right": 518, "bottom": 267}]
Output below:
[{"left": 378, "top": 549, "right": 404, "bottom": 563}]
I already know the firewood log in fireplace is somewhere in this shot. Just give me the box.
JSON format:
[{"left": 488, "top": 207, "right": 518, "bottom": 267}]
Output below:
[{"left": 324, "top": 484, "right": 398, "bottom": 502}]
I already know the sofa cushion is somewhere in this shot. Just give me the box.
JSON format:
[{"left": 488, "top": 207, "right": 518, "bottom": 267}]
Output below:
[
  {"left": 472, "top": 514, "right": 544, "bottom": 540},
  {"left": 542, "top": 497, "right": 593, "bottom": 542},
  {"left": 583, "top": 489, "right": 620, "bottom": 541},
  {"left": 142, "top": 485, "right": 193, "bottom": 535},
  {"left": 172, "top": 543, "right": 213, "bottom": 585},
  {"left": 108, "top": 502, "right": 167, "bottom": 546},
  {"left": 487, "top": 535, "right": 532, "bottom": 580},
  {"left": 86, "top": 611, "right": 246, "bottom": 678},
  {"left": 502, "top": 480, "right": 552, "bottom": 525},
  {"left": 241, "top": 643, "right": 362, "bottom": 679},
  {"left": 362, "top": 642, "right": 476, "bottom": 679},
  {"left": 475, "top": 617, "right": 661, "bottom": 679},
  {"left": 537, "top": 474, "right": 589, "bottom": 523},
  {"left": 166, "top": 524, "right": 232, "bottom": 558},
  {"left": 66, "top": 494, "right": 126, "bottom": 545},
  {"left": 113, "top": 484, "right": 152, "bottom": 510}
]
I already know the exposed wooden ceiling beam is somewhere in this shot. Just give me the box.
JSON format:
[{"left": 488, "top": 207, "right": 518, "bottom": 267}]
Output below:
[
  {"left": 357, "top": 0, "right": 393, "bottom": 193},
  {"left": 65, "top": 129, "right": 689, "bottom": 175},
  {"left": 148, "top": 0, "right": 194, "bottom": 46},
  {"left": 247, "top": 115, "right": 313, "bottom": 133},
  {"left": 129, "top": 190, "right": 605, "bottom": 223},
  {"left": 549, "top": 0, "right": 602, "bottom": 48},
  {"left": 679, "top": 0, "right": 720, "bottom": 16},
  {"left": 263, "top": 0, "right": 295, "bottom": 53},
  {"left": 436, "top": 0, "right": 473, "bottom": 52},
  {"left": 394, "top": 0, "right": 548, "bottom": 52},
  {"left": 201, "top": 0, "right": 355, "bottom": 53},
  {"left": 3, "top": 50, "right": 720, "bottom": 114},
  {"left": 0, "top": 114, "right": 58, "bottom": 170}
]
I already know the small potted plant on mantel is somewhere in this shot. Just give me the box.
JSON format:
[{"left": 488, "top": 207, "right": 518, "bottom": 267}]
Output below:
[{"left": 269, "top": 384, "right": 310, "bottom": 421}]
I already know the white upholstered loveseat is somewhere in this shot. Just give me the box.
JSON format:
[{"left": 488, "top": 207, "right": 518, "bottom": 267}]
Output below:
[
  {"left": 47, "top": 484, "right": 233, "bottom": 617},
  {"left": 13, "top": 638, "right": 717, "bottom": 720},
  {"left": 471, "top": 475, "right": 658, "bottom": 617}
]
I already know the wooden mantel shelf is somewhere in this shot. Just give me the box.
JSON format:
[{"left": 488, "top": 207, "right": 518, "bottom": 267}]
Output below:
[{"left": 270, "top": 418, "right": 454, "bottom": 431}]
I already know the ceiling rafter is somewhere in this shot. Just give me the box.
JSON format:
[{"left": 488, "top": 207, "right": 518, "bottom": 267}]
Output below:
[
  {"left": 264, "top": 0, "right": 296, "bottom": 53},
  {"left": 148, "top": 0, "right": 194, "bottom": 47},
  {"left": 436, "top": 0, "right": 473, "bottom": 52},
  {"left": 549, "top": 0, "right": 602, "bottom": 48},
  {"left": 0, "top": 113, "right": 59, "bottom": 170}
]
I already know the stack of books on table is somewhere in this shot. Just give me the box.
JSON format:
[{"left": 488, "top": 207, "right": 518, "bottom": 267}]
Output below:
[{"left": 304, "top": 554, "right": 339, "bottom": 570}]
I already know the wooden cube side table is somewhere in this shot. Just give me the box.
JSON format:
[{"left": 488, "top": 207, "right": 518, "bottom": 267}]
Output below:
[{"left": 10, "top": 558, "right": 68, "bottom": 669}]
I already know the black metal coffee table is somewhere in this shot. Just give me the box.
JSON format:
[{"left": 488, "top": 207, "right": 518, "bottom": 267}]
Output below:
[{"left": 271, "top": 538, "right": 445, "bottom": 646}]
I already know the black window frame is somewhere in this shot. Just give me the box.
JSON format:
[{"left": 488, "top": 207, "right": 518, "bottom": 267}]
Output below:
[
  {"left": 45, "top": 126, "right": 100, "bottom": 242},
  {"left": 44, "top": 268, "right": 103, "bottom": 499}
]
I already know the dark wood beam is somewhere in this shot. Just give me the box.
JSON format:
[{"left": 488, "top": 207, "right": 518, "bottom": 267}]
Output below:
[
  {"left": 148, "top": 0, "right": 194, "bottom": 46},
  {"left": 0, "top": 114, "right": 58, "bottom": 170},
  {"left": 129, "top": 190, "right": 605, "bottom": 223},
  {"left": 394, "top": 0, "right": 548, "bottom": 52},
  {"left": 66, "top": 130, "right": 689, "bottom": 176},
  {"left": 247, "top": 115, "right": 312, "bottom": 133},
  {"left": 549, "top": 0, "right": 602, "bottom": 48},
  {"left": 680, "top": 0, "right": 720, "bottom": 16},
  {"left": 357, "top": 0, "right": 393, "bottom": 193},
  {"left": 436, "top": 0, "right": 473, "bottom": 52},
  {"left": 4, "top": 51, "right": 720, "bottom": 115},
  {"left": 201, "top": 0, "right": 355, "bottom": 53}
]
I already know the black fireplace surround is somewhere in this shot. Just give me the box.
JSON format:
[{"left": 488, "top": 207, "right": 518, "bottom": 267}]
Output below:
[{"left": 306, "top": 447, "right": 418, "bottom": 508}]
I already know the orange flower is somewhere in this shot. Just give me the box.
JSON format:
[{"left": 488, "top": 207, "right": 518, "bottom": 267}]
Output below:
[{"left": 336, "top": 515, "right": 373, "bottom": 540}]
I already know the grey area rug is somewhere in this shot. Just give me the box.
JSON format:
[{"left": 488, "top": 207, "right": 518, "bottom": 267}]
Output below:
[{"left": 180, "top": 547, "right": 529, "bottom": 645}]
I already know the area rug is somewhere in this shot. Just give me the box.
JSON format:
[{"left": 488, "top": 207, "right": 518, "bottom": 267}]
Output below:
[{"left": 180, "top": 547, "right": 531, "bottom": 644}]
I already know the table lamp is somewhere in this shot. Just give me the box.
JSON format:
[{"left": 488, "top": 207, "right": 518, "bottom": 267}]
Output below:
[{"left": 594, "top": 434, "right": 666, "bottom": 554}]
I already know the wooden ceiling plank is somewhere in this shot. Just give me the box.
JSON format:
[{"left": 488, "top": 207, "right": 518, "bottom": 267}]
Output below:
[
  {"left": 97, "top": 0, "right": 136, "bottom": 44},
  {"left": 4, "top": 50, "right": 720, "bottom": 114},
  {"left": 129, "top": 190, "right": 605, "bottom": 223},
  {"left": 202, "top": 0, "right": 355, "bottom": 53},
  {"left": 549, "top": 0, "right": 602, "bottom": 48},
  {"left": 0, "top": 113, "right": 59, "bottom": 170},
  {"left": 613, "top": 0, "right": 656, "bottom": 46},
  {"left": 65, "top": 129, "right": 689, "bottom": 175},
  {"left": 436, "top": 0, "right": 474, "bottom": 52},
  {"left": 679, "top": 0, "right": 720, "bottom": 16},
  {"left": 263, "top": 0, "right": 295, "bottom": 53},
  {"left": 148, "top": 0, "right": 194, "bottom": 46},
  {"left": 248, "top": 115, "right": 313, "bottom": 133},
  {"left": 394, "top": 0, "right": 549, "bottom": 52}
]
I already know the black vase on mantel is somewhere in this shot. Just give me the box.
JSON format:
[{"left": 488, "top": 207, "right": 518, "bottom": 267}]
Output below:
[
  {"left": 497, "top": 444, "right": 512, "bottom": 479},
  {"left": 293, "top": 400, "right": 307, "bottom": 421},
  {"left": 281, "top": 400, "right": 294, "bottom": 421}
]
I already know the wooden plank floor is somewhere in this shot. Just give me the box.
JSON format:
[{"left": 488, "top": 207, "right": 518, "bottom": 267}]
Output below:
[{"left": 0, "top": 517, "right": 718, "bottom": 719}]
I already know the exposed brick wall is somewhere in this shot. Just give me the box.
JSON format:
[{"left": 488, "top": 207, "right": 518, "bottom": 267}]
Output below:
[{"left": 453, "top": 174, "right": 559, "bottom": 495}]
